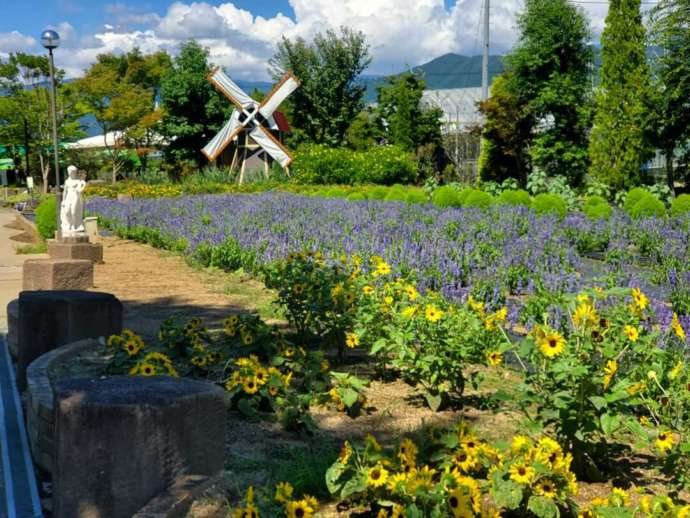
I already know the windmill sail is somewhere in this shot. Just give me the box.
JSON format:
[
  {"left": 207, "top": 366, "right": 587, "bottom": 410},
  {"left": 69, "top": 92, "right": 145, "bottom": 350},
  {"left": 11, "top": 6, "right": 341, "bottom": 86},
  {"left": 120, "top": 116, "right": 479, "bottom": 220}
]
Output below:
[
  {"left": 259, "top": 72, "right": 300, "bottom": 119},
  {"left": 208, "top": 68, "right": 255, "bottom": 109},
  {"left": 249, "top": 125, "right": 292, "bottom": 168},
  {"left": 202, "top": 111, "right": 242, "bottom": 161}
]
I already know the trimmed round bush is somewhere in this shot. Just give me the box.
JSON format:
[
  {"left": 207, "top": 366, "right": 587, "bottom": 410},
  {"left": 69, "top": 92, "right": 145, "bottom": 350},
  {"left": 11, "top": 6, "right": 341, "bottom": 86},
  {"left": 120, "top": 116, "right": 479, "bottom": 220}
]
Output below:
[
  {"left": 457, "top": 188, "right": 476, "bottom": 206},
  {"left": 671, "top": 194, "right": 690, "bottom": 217},
  {"left": 497, "top": 189, "right": 531, "bottom": 207},
  {"left": 463, "top": 190, "right": 494, "bottom": 209},
  {"left": 384, "top": 189, "right": 407, "bottom": 202},
  {"left": 432, "top": 186, "right": 462, "bottom": 208},
  {"left": 532, "top": 193, "right": 567, "bottom": 218},
  {"left": 35, "top": 196, "right": 57, "bottom": 239},
  {"left": 584, "top": 202, "right": 612, "bottom": 220},
  {"left": 624, "top": 187, "right": 650, "bottom": 215},
  {"left": 346, "top": 192, "right": 367, "bottom": 201},
  {"left": 583, "top": 195, "right": 608, "bottom": 209},
  {"left": 368, "top": 186, "right": 389, "bottom": 200},
  {"left": 631, "top": 196, "right": 666, "bottom": 219},
  {"left": 324, "top": 187, "right": 347, "bottom": 198},
  {"left": 405, "top": 190, "right": 428, "bottom": 204}
]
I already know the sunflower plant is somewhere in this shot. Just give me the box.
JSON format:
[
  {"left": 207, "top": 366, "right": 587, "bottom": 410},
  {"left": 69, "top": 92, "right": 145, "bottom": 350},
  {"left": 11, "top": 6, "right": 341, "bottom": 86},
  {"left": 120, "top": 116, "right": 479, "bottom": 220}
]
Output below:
[
  {"left": 229, "top": 483, "right": 320, "bottom": 518},
  {"left": 320, "top": 371, "right": 369, "bottom": 417},
  {"left": 508, "top": 289, "right": 657, "bottom": 478}
]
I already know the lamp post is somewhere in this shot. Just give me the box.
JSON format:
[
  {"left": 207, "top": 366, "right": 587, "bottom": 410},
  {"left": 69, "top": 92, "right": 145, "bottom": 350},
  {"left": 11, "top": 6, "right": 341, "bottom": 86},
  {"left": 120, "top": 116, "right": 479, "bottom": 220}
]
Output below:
[{"left": 41, "top": 29, "right": 61, "bottom": 239}]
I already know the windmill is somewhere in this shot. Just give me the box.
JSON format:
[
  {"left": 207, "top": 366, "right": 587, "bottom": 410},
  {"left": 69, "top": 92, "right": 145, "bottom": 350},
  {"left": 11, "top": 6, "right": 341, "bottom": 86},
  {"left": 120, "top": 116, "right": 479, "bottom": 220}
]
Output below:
[{"left": 202, "top": 68, "right": 300, "bottom": 183}]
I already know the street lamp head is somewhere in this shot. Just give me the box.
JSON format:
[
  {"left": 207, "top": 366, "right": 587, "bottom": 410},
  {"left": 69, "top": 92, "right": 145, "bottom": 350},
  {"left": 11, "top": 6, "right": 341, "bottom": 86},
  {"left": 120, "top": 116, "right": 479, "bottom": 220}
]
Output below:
[{"left": 40, "top": 29, "right": 60, "bottom": 50}]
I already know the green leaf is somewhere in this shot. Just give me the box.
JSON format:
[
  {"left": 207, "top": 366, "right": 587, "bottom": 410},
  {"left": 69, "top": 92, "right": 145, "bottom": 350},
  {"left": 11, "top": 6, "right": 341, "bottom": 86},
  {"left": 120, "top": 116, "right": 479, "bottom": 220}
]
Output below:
[
  {"left": 370, "top": 338, "right": 388, "bottom": 354},
  {"left": 325, "top": 462, "right": 346, "bottom": 494},
  {"left": 527, "top": 495, "right": 559, "bottom": 518},
  {"left": 340, "top": 388, "right": 359, "bottom": 407},
  {"left": 590, "top": 396, "right": 608, "bottom": 411},
  {"left": 600, "top": 413, "right": 621, "bottom": 435},
  {"left": 424, "top": 392, "right": 444, "bottom": 412},
  {"left": 340, "top": 474, "right": 366, "bottom": 499},
  {"left": 491, "top": 478, "right": 523, "bottom": 510}
]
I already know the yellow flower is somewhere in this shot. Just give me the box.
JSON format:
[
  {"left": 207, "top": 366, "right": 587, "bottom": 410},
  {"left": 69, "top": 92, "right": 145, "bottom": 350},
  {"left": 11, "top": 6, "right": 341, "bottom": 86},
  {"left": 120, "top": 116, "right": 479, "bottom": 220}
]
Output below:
[
  {"left": 486, "top": 351, "right": 502, "bottom": 366},
  {"left": 401, "top": 305, "right": 418, "bottom": 319},
  {"left": 124, "top": 339, "right": 143, "bottom": 356},
  {"left": 538, "top": 331, "right": 566, "bottom": 358},
  {"left": 274, "top": 481, "right": 293, "bottom": 504},
  {"left": 384, "top": 295, "right": 394, "bottom": 305},
  {"left": 367, "top": 464, "right": 389, "bottom": 487},
  {"left": 508, "top": 462, "right": 536, "bottom": 484},
  {"left": 292, "top": 284, "right": 305, "bottom": 295},
  {"left": 631, "top": 288, "right": 649, "bottom": 310},
  {"left": 452, "top": 450, "right": 478, "bottom": 472},
  {"left": 624, "top": 325, "right": 639, "bottom": 342},
  {"left": 576, "top": 293, "right": 590, "bottom": 304},
  {"left": 609, "top": 487, "right": 629, "bottom": 506},
  {"left": 603, "top": 359, "right": 617, "bottom": 389},
  {"left": 467, "top": 295, "right": 485, "bottom": 315},
  {"left": 447, "top": 488, "right": 474, "bottom": 518},
  {"left": 374, "top": 261, "right": 392, "bottom": 276},
  {"left": 534, "top": 479, "right": 557, "bottom": 499},
  {"left": 137, "top": 362, "right": 157, "bottom": 376},
  {"left": 511, "top": 435, "right": 531, "bottom": 453},
  {"left": 242, "top": 377, "right": 259, "bottom": 394},
  {"left": 241, "top": 332, "right": 254, "bottom": 345},
  {"left": 425, "top": 304, "right": 444, "bottom": 323},
  {"left": 671, "top": 313, "right": 686, "bottom": 341},
  {"left": 338, "top": 441, "right": 352, "bottom": 464},
  {"left": 254, "top": 368, "right": 268, "bottom": 385},
  {"left": 398, "top": 438, "right": 418, "bottom": 463},
  {"left": 655, "top": 431, "right": 674, "bottom": 452},
  {"left": 345, "top": 332, "right": 359, "bottom": 348},
  {"left": 573, "top": 303, "right": 598, "bottom": 328},
  {"left": 363, "top": 285, "right": 375, "bottom": 295},
  {"left": 485, "top": 308, "right": 508, "bottom": 330},
  {"left": 285, "top": 498, "right": 316, "bottom": 518},
  {"left": 626, "top": 381, "right": 646, "bottom": 395},
  {"left": 678, "top": 505, "right": 690, "bottom": 518},
  {"left": 405, "top": 285, "right": 419, "bottom": 300},
  {"left": 669, "top": 361, "right": 683, "bottom": 380}
]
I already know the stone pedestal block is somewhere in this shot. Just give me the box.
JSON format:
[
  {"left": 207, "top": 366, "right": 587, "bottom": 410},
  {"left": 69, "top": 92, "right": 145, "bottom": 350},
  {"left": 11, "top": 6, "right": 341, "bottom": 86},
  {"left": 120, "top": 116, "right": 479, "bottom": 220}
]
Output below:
[
  {"left": 23, "top": 258, "right": 93, "bottom": 291},
  {"left": 53, "top": 376, "right": 226, "bottom": 518},
  {"left": 7, "top": 299, "right": 18, "bottom": 358},
  {"left": 16, "top": 290, "right": 122, "bottom": 388},
  {"left": 47, "top": 239, "right": 103, "bottom": 264}
]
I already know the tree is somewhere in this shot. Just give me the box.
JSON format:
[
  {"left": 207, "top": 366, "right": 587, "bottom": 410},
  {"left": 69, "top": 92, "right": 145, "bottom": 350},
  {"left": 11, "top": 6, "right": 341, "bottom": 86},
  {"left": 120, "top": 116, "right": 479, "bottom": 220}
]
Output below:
[
  {"left": 480, "top": 0, "right": 593, "bottom": 186},
  {"left": 589, "top": 0, "right": 653, "bottom": 190},
  {"left": 478, "top": 74, "right": 534, "bottom": 185},
  {"left": 374, "top": 72, "right": 443, "bottom": 152},
  {"left": 647, "top": 0, "right": 690, "bottom": 192},
  {"left": 269, "top": 28, "right": 371, "bottom": 147},
  {"left": 78, "top": 50, "right": 162, "bottom": 182},
  {"left": 159, "top": 41, "right": 231, "bottom": 170}
]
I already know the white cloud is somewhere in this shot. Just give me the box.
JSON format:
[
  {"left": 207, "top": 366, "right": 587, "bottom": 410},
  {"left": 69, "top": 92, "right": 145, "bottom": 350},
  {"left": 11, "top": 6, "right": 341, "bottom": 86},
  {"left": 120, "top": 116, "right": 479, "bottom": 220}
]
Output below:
[{"left": 1, "top": 0, "right": 625, "bottom": 80}]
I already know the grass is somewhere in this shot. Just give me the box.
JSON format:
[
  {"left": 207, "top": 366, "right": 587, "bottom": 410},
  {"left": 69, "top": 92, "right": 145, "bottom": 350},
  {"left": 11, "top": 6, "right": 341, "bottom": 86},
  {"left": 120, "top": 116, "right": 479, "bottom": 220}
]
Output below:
[{"left": 15, "top": 241, "right": 47, "bottom": 254}]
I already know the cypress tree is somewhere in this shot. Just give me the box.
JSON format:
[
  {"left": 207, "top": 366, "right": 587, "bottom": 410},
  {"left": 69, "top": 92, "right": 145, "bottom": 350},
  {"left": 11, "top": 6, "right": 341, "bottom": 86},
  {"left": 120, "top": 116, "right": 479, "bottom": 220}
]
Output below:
[{"left": 589, "top": 0, "right": 653, "bottom": 190}]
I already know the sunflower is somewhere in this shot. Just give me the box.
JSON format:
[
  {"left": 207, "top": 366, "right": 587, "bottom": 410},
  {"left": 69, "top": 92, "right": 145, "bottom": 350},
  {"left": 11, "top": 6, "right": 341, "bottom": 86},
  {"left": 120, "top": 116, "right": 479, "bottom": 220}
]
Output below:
[
  {"left": 603, "top": 359, "right": 617, "bottom": 389},
  {"left": 283, "top": 347, "right": 295, "bottom": 358},
  {"left": 274, "top": 481, "right": 293, "bottom": 504},
  {"left": 624, "top": 325, "right": 639, "bottom": 342},
  {"left": 138, "top": 362, "right": 157, "bottom": 376},
  {"left": 285, "top": 498, "right": 316, "bottom": 518},
  {"left": 345, "top": 332, "right": 360, "bottom": 348},
  {"left": 398, "top": 438, "right": 418, "bottom": 463},
  {"left": 655, "top": 431, "right": 674, "bottom": 452},
  {"left": 292, "top": 284, "right": 305, "bottom": 295},
  {"left": 453, "top": 450, "right": 478, "bottom": 472},
  {"left": 671, "top": 313, "right": 686, "bottom": 341},
  {"left": 538, "top": 331, "right": 566, "bottom": 358},
  {"left": 255, "top": 368, "right": 268, "bottom": 385},
  {"left": 268, "top": 385, "right": 279, "bottom": 397},
  {"left": 338, "top": 441, "right": 352, "bottom": 465},
  {"left": 374, "top": 261, "right": 392, "bottom": 276},
  {"left": 344, "top": 291, "right": 355, "bottom": 304},
  {"left": 609, "top": 487, "right": 629, "bottom": 506},
  {"left": 107, "top": 334, "right": 123, "bottom": 348},
  {"left": 384, "top": 295, "right": 394, "bottom": 306},
  {"left": 405, "top": 285, "right": 419, "bottom": 300},
  {"left": 242, "top": 377, "right": 259, "bottom": 395},
  {"left": 447, "top": 488, "right": 474, "bottom": 518},
  {"left": 573, "top": 303, "right": 598, "bottom": 328},
  {"left": 124, "top": 340, "right": 143, "bottom": 356},
  {"left": 224, "top": 325, "right": 237, "bottom": 337},
  {"left": 511, "top": 435, "right": 530, "bottom": 453},
  {"left": 363, "top": 285, "right": 375, "bottom": 295},
  {"left": 534, "top": 479, "right": 558, "bottom": 499},
  {"left": 631, "top": 288, "right": 649, "bottom": 310},
  {"left": 425, "top": 304, "right": 444, "bottom": 323},
  {"left": 669, "top": 361, "right": 683, "bottom": 381},
  {"left": 509, "top": 462, "right": 536, "bottom": 484},
  {"left": 367, "top": 464, "right": 389, "bottom": 487},
  {"left": 242, "top": 333, "right": 254, "bottom": 345},
  {"left": 401, "top": 305, "right": 418, "bottom": 319},
  {"left": 486, "top": 351, "right": 502, "bottom": 366}
]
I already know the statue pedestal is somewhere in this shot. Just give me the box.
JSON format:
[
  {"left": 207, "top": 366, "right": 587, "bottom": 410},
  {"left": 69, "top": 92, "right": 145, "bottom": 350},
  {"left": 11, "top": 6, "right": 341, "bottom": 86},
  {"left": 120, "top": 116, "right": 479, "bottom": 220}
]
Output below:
[
  {"left": 23, "top": 259, "right": 93, "bottom": 291},
  {"left": 48, "top": 235, "right": 103, "bottom": 264}
]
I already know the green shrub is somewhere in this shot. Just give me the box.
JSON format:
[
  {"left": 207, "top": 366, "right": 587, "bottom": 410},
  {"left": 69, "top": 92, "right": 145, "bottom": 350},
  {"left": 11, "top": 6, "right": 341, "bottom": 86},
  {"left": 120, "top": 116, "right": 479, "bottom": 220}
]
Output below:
[
  {"left": 623, "top": 187, "right": 650, "bottom": 214},
  {"left": 532, "top": 193, "right": 567, "bottom": 218},
  {"left": 463, "top": 190, "right": 494, "bottom": 209},
  {"left": 291, "top": 145, "right": 416, "bottom": 185},
  {"left": 346, "top": 192, "right": 367, "bottom": 201},
  {"left": 405, "top": 190, "right": 428, "bottom": 204},
  {"left": 583, "top": 195, "right": 608, "bottom": 209},
  {"left": 383, "top": 190, "right": 407, "bottom": 202},
  {"left": 431, "top": 186, "right": 461, "bottom": 208},
  {"left": 457, "top": 187, "right": 476, "bottom": 206},
  {"left": 497, "top": 189, "right": 531, "bottom": 207},
  {"left": 324, "top": 187, "right": 347, "bottom": 198},
  {"left": 671, "top": 194, "right": 690, "bottom": 217},
  {"left": 584, "top": 202, "right": 612, "bottom": 220},
  {"left": 631, "top": 195, "right": 666, "bottom": 219},
  {"left": 367, "top": 186, "right": 388, "bottom": 200},
  {"left": 35, "top": 196, "right": 57, "bottom": 239}
]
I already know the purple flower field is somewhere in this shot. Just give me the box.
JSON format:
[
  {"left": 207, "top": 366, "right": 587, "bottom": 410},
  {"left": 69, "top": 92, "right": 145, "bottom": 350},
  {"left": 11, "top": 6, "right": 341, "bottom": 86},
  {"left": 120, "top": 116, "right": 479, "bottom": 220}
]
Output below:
[{"left": 88, "top": 192, "right": 690, "bottom": 324}]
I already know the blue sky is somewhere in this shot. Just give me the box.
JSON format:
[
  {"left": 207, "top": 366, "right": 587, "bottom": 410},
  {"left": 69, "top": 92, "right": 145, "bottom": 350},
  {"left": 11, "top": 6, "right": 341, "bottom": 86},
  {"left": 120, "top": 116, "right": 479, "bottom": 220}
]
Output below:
[{"left": 0, "top": 0, "right": 610, "bottom": 79}]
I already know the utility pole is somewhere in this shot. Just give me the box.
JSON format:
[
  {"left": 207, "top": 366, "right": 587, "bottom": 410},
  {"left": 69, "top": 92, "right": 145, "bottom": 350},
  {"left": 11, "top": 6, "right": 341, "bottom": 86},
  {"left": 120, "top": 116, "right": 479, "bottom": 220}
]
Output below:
[{"left": 481, "top": 0, "right": 490, "bottom": 100}]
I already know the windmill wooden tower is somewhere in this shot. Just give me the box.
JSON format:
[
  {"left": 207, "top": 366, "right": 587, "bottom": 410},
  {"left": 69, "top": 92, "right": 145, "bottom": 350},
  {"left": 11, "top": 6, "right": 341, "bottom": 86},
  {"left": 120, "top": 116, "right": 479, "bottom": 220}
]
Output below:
[{"left": 202, "top": 68, "right": 300, "bottom": 183}]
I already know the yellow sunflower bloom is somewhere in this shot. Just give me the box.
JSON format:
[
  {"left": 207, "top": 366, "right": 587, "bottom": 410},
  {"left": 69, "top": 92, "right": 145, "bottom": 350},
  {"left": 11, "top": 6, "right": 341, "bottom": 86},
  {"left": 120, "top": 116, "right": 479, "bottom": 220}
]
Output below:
[
  {"left": 603, "top": 359, "right": 617, "bottom": 389},
  {"left": 345, "top": 332, "right": 360, "bottom": 348},
  {"left": 624, "top": 325, "right": 639, "bottom": 342},
  {"left": 363, "top": 285, "right": 375, "bottom": 295},
  {"left": 486, "top": 351, "right": 502, "bottom": 366},
  {"left": 631, "top": 288, "right": 649, "bottom": 310},
  {"left": 655, "top": 431, "right": 674, "bottom": 452},
  {"left": 534, "top": 479, "right": 558, "bottom": 499},
  {"left": 447, "top": 488, "right": 474, "bottom": 518},
  {"left": 242, "top": 377, "right": 259, "bottom": 395},
  {"left": 425, "top": 304, "right": 445, "bottom": 323},
  {"left": 671, "top": 313, "right": 686, "bottom": 341},
  {"left": 573, "top": 303, "right": 598, "bottom": 328},
  {"left": 538, "top": 331, "right": 567, "bottom": 358},
  {"left": 509, "top": 462, "right": 536, "bottom": 484},
  {"left": 367, "top": 464, "right": 389, "bottom": 487},
  {"left": 274, "top": 481, "right": 293, "bottom": 504}
]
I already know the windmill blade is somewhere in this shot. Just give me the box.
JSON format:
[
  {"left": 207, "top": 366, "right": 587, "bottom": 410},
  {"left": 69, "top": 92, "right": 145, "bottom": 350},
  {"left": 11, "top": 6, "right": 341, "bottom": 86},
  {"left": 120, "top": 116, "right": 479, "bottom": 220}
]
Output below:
[
  {"left": 202, "top": 111, "right": 243, "bottom": 161},
  {"left": 249, "top": 125, "right": 293, "bottom": 168},
  {"left": 258, "top": 72, "right": 300, "bottom": 119},
  {"left": 208, "top": 67, "right": 255, "bottom": 109}
]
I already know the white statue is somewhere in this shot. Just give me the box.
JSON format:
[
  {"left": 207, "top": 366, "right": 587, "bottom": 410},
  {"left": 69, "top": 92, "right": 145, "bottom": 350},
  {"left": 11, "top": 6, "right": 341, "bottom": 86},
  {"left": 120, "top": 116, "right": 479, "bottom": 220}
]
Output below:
[{"left": 60, "top": 165, "right": 86, "bottom": 237}]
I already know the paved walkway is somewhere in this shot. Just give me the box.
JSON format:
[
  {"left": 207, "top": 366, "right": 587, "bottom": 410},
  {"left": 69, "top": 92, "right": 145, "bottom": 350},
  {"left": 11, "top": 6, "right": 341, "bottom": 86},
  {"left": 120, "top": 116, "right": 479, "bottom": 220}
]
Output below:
[{"left": 0, "top": 209, "right": 47, "bottom": 331}]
